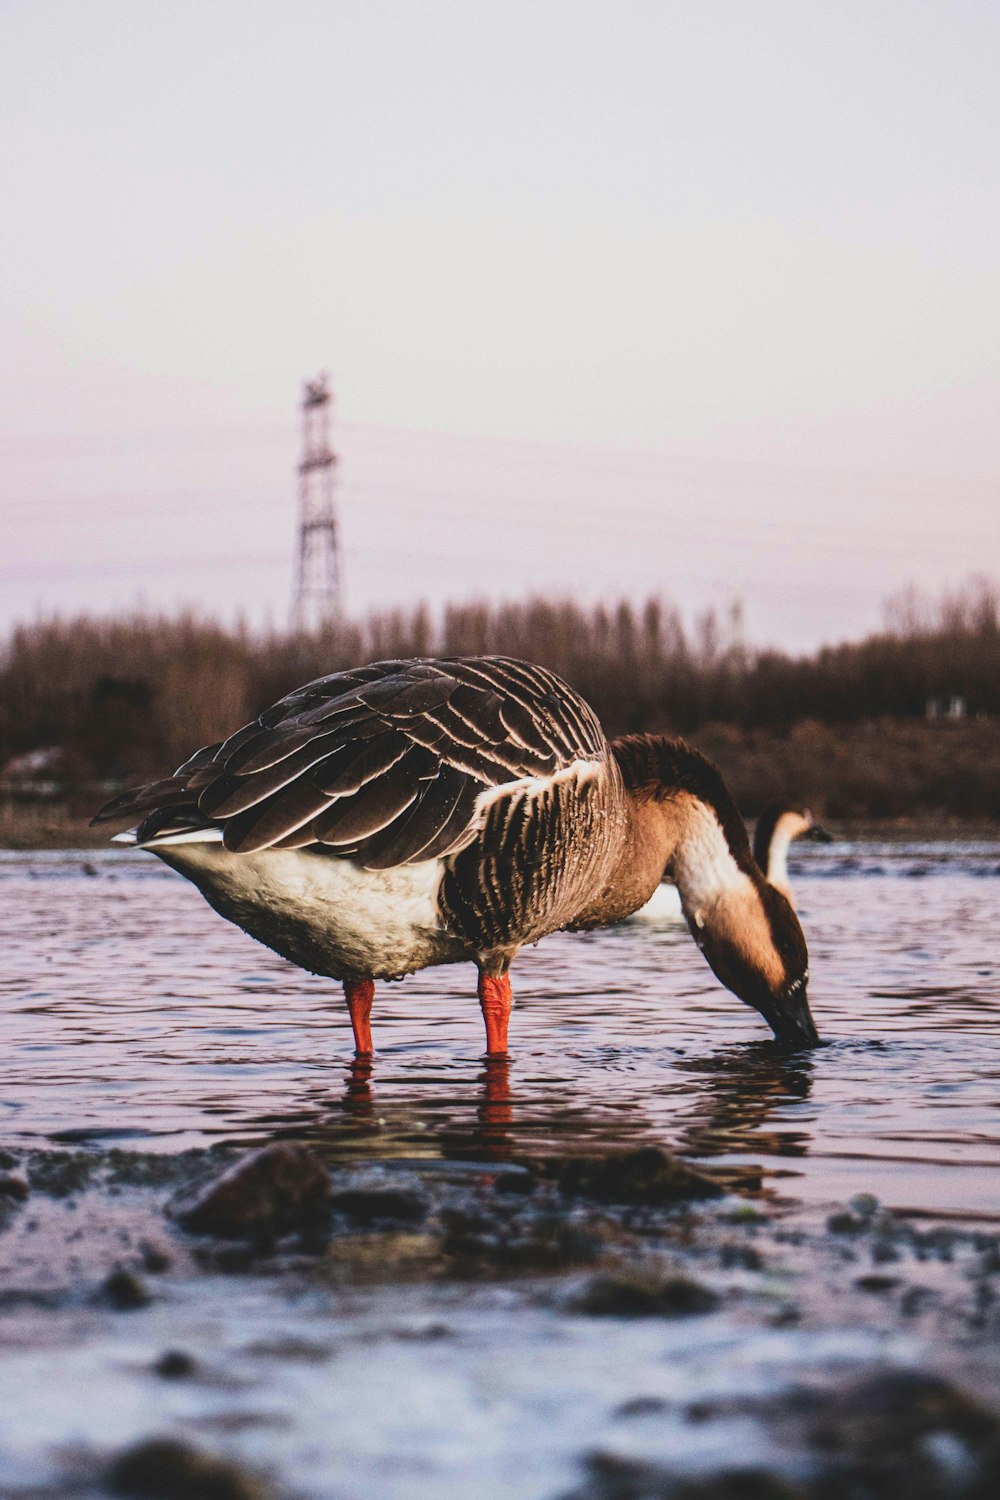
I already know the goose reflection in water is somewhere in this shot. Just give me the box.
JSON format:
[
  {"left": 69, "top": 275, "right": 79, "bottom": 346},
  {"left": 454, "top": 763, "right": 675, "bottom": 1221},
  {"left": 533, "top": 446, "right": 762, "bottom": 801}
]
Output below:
[
  {"left": 331, "top": 1053, "right": 517, "bottom": 1161},
  {"left": 246, "top": 1039, "right": 814, "bottom": 1178},
  {"left": 673, "top": 1042, "right": 816, "bottom": 1162}
]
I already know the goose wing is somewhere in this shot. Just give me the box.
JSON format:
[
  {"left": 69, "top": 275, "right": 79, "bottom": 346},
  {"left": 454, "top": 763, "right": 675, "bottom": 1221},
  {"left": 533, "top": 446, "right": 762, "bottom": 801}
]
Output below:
[{"left": 93, "top": 656, "right": 608, "bottom": 869}]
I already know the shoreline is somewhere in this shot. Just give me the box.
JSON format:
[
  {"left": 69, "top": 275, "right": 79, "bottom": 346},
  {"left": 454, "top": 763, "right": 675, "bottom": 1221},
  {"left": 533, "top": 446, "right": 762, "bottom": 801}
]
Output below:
[
  {"left": 2, "top": 1140, "right": 1000, "bottom": 1498},
  {"left": 3, "top": 807, "right": 999, "bottom": 852}
]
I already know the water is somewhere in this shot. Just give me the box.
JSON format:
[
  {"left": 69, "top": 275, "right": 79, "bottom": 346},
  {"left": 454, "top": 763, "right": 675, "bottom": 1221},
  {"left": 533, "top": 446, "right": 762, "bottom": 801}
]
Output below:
[
  {"left": 2, "top": 840, "right": 1000, "bottom": 1497},
  {"left": 3, "top": 839, "right": 999, "bottom": 1221}
]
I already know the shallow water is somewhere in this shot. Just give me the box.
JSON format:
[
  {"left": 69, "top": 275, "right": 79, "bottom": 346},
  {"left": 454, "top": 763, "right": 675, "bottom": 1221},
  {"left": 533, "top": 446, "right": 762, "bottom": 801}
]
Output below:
[{"left": 3, "top": 840, "right": 999, "bottom": 1221}]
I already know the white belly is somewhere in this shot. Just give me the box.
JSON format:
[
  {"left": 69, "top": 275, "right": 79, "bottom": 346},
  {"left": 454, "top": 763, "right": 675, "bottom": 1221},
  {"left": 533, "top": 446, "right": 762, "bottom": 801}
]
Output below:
[{"left": 153, "top": 843, "right": 469, "bottom": 981}]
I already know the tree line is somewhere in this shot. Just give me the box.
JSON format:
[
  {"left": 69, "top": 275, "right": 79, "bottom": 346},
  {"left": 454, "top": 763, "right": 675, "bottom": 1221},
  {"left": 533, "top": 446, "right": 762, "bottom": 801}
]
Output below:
[{"left": 1, "top": 577, "right": 998, "bottom": 821}]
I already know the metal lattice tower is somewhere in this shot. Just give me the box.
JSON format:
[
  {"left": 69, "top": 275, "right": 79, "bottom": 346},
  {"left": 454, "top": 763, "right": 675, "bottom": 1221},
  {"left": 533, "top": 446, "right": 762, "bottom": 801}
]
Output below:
[{"left": 291, "top": 373, "right": 342, "bottom": 632}]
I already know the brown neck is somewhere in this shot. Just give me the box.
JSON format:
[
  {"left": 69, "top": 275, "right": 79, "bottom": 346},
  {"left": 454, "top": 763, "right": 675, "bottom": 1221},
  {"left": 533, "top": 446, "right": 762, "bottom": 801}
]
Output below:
[
  {"left": 581, "top": 795, "right": 674, "bottom": 925},
  {"left": 611, "top": 734, "right": 757, "bottom": 868},
  {"left": 604, "top": 734, "right": 772, "bottom": 936},
  {"left": 601, "top": 734, "right": 814, "bottom": 1041}
]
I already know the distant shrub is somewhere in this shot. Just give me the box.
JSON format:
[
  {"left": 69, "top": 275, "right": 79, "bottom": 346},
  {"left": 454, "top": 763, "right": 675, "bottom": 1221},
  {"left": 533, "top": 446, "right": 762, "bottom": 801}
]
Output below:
[{"left": 1, "top": 579, "right": 998, "bottom": 819}]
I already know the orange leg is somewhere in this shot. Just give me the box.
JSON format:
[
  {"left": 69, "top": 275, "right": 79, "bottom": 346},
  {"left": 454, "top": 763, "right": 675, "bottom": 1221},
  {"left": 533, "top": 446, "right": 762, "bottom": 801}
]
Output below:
[
  {"left": 477, "top": 972, "right": 513, "bottom": 1057},
  {"left": 343, "top": 978, "right": 375, "bottom": 1056}
]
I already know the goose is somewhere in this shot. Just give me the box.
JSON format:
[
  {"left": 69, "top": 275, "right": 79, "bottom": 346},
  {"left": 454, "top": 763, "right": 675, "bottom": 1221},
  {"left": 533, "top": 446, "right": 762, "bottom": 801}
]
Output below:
[
  {"left": 751, "top": 800, "right": 832, "bottom": 908},
  {"left": 634, "top": 800, "right": 832, "bottom": 922},
  {"left": 92, "top": 656, "right": 819, "bottom": 1056}
]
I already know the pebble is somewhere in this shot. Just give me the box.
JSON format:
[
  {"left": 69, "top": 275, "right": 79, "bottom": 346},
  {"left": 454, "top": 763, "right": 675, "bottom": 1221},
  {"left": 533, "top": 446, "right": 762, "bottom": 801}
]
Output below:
[
  {"left": 169, "top": 1144, "right": 332, "bottom": 1238},
  {"left": 330, "top": 1186, "right": 427, "bottom": 1225},
  {"left": 155, "top": 1349, "right": 197, "bottom": 1379},
  {"left": 107, "top": 1436, "right": 271, "bottom": 1500},
  {"left": 558, "top": 1147, "right": 723, "bottom": 1205},
  {"left": 854, "top": 1273, "right": 901, "bottom": 1294},
  {"left": 827, "top": 1211, "right": 865, "bottom": 1235},
  {"left": 572, "top": 1270, "right": 721, "bottom": 1318},
  {"left": 140, "top": 1241, "right": 173, "bottom": 1273},
  {"left": 99, "top": 1267, "right": 152, "bottom": 1310},
  {"left": 0, "top": 1172, "right": 30, "bottom": 1202}
]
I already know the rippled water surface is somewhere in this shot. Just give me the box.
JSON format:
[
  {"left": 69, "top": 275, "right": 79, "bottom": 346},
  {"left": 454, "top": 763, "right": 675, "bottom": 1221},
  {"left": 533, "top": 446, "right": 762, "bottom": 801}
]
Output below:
[{"left": 3, "top": 841, "right": 999, "bottom": 1219}]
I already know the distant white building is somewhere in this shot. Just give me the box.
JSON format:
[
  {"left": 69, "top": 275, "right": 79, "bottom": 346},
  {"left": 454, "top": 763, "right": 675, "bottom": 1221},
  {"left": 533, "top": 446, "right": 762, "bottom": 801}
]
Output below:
[
  {"left": 925, "top": 695, "right": 967, "bottom": 720},
  {"left": 0, "top": 746, "right": 67, "bottom": 797}
]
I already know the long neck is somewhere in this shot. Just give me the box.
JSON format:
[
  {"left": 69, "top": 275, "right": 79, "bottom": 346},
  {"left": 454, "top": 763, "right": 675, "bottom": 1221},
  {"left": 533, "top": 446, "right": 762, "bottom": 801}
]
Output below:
[
  {"left": 763, "top": 820, "right": 793, "bottom": 897},
  {"left": 753, "top": 809, "right": 805, "bottom": 903},
  {"left": 611, "top": 734, "right": 759, "bottom": 875},
  {"left": 656, "top": 799, "right": 793, "bottom": 1001},
  {"left": 664, "top": 793, "right": 760, "bottom": 926},
  {"left": 610, "top": 735, "right": 775, "bottom": 954},
  {"left": 609, "top": 734, "right": 814, "bottom": 1042}
]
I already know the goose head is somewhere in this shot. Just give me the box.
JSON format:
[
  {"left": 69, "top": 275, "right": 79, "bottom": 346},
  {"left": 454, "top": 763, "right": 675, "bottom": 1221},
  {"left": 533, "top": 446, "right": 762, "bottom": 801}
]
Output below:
[
  {"left": 691, "top": 873, "right": 817, "bottom": 1047},
  {"left": 753, "top": 801, "right": 833, "bottom": 905},
  {"left": 613, "top": 735, "right": 821, "bottom": 1048}
]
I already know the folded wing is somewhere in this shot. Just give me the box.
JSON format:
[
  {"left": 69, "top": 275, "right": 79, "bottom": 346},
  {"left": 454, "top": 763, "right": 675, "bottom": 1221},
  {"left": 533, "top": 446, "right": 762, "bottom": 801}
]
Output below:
[{"left": 92, "top": 656, "right": 607, "bottom": 870}]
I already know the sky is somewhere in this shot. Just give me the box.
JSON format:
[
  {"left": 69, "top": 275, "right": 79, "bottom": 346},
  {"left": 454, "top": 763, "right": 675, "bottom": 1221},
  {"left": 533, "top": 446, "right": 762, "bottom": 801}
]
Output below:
[{"left": 2, "top": 0, "right": 998, "bottom": 652}]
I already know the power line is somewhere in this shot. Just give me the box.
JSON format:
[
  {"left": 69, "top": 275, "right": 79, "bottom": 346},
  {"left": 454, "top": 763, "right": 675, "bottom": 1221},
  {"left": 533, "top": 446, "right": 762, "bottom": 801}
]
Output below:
[
  {"left": 2, "top": 416, "right": 997, "bottom": 501},
  {"left": 4, "top": 472, "right": 996, "bottom": 559}
]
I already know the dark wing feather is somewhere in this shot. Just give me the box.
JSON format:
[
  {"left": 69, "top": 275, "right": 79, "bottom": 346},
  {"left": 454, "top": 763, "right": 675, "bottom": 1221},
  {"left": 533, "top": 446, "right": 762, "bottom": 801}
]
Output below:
[
  {"left": 313, "top": 773, "right": 420, "bottom": 846},
  {"left": 91, "top": 655, "right": 609, "bottom": 871},
  {"left": 222, "top": 777, "right": 334, "bottom": 854},
  {"left": 314, "top": 735, "right": 413, "bottom": 795},
  {"left": 199, "top": 737, "right": 343, "bottom": 818},
  {"left": 355, "top": 766, "right": 482, "bottom": 868}
]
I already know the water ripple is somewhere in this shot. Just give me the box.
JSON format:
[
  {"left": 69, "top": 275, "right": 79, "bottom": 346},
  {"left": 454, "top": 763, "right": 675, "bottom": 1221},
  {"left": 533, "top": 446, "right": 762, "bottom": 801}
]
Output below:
[{"left": 1, "top": 842, "right": 999, "bottom": 1217}]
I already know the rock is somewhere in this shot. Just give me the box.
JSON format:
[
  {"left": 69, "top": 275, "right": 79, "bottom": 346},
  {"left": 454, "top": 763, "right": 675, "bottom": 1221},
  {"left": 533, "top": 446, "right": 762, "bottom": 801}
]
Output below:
[
  {"left": 558, "top": 1147, "right": 723, "bottom": 1206},
  {"left": 572, "top": 1271, "right": 721, "bottom": 1318},
  {"left": 99, "top": 1268, "right": 152, "bottom": 1310},
  {"left": 394, "top": 1321, "right": 451, "bottom": 1342},
  {"left": 808, "top": 1368, "right": 999, "bottom": 1459},
  {"left": 571, "top": 1452, "right": 804, "bottom": 1500},
  {"left": 568, "top": 1371, "right": 1000, "bottom": 1500},
  {"left": 169, "top": 1144, "right": 332, "bottom": 1238},
  {"left": 900, "top": 1286, "right": 934, "bottom": 1318},
  {"left": 827, "top": 1211, "right": 865, "bottom": 1235},
  {"left": 615, "top": 1396, "right": 670, "bottom": 1417},
  {"left": 330, "top": 1186, "right": 427, "bottom": 1224},
  {"left": 493, "top": 1170, "right": 536, "bottom": 1196},
  {"left": 107, "top": 1436, "right": 270, "bottom": 1499},
  {"left": 0, "top": 1172, "right": 29, "bottom": 1202},
  {"left": 140, "top": 1241, "right": 173, "bottom": 1273},
  {"left": 854, "top": 1274, "right": 901, "bottom": 1294},
  {"left": 155, "top": 1349, "right": 197, "bottom": 1379},
  {"left": 669, "top": 1471, "right": 806, "bottom": 1500},
  {"left": 872, "top": 1238, "right": 900, "bottom": 1264},
  {"left": 444, "top": 1210, "right": 604, "bottom": 1273},
  {"left": 720, "top": 1241, "right": 764, "bottom": 1270},
  {"left": 796, "top": 1368, "right": 1000, "bottom": 1498}
]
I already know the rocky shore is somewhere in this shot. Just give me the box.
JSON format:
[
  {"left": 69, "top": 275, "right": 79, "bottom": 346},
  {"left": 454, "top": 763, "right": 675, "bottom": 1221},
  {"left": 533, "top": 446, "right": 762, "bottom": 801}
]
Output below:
[{"left": 1, "top": 1140, "right": 998, "bottom": 1498}]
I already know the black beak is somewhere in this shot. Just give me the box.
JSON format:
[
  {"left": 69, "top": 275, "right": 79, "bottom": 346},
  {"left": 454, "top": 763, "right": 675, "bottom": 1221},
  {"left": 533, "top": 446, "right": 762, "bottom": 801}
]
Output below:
[
  {"left": 803, "top": 824, "right": 834, "bottom": 844},
  {"left": 768, "top": 985, "right": 821, "bottom": 1048}
]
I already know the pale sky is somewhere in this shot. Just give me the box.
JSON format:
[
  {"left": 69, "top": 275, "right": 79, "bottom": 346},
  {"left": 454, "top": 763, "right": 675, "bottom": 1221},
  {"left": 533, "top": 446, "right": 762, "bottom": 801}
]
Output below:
[{"left": 2, "top": 0, "right": 998, "bottom": 651}]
